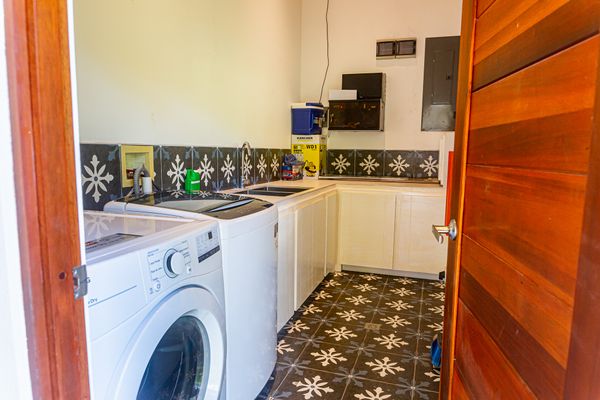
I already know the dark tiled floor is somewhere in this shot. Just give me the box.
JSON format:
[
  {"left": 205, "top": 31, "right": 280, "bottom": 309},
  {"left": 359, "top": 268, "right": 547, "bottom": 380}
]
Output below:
[{"left": 257, "top": 271, "right": 445, "bottom": 400}]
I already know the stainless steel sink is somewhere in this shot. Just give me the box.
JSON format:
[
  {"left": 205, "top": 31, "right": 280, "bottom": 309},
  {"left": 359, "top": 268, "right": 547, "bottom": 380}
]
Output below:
[
  {"left": 256, "top": 186, "right": 310, "bottom": 193},
  {"left": 232, "top": 186, "right": 311, "bottom": 197}
]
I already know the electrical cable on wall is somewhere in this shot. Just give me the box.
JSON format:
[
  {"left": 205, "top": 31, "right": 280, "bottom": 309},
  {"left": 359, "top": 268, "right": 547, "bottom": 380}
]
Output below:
[{"left": 318, "top": 0, "right": 330, "bottom": 104}]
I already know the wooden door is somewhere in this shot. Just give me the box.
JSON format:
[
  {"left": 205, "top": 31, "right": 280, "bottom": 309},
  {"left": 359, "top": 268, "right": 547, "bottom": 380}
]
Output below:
[
  {"left": 443, "top": 0, "right": 600, "bottom": 398},
  {"left": 4, "top": 0, "right": 90, "bottom": 398}
]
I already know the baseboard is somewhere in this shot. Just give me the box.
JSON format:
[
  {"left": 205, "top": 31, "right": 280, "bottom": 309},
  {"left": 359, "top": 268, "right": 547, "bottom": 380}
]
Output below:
[{"left": 341, "top": 265, "right": 439, "bottom": 281}]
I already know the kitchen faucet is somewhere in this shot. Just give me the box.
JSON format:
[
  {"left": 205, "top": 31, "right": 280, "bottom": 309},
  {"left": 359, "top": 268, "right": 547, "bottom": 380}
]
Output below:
[{"left": 241, "top": 141, "right": 252, "bottom": 188}]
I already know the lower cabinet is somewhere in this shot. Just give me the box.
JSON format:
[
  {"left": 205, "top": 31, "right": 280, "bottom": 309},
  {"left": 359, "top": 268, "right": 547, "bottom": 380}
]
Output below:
[
  {"left": 393, "top": 192, "right": 448, "bottom": 274},
  {"left": 325, "top": 191, "right": 338, "bottom": 274},
  {"left": 338, "top": 190, "right": 396, "bottom": 269},
  {"left": 276, "top": 207, "right": 296, "bottom": 331},
  {"left": 276, "top": 192, "right": 331, "bottom": 330},
  {"left": 295, "top": 196, "right": 327, "bottom": 309},
  {"left": 337, "top": 187, "right": 447, "bottom": 275},
  {"left": 276, "top": 185, "right": 446, "bottom": 331}
]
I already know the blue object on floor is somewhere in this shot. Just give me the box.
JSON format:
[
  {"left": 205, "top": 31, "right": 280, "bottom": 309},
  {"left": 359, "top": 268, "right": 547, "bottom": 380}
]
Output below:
[{"left": 431, "top": 334, "right": 442, "bottom": 369}]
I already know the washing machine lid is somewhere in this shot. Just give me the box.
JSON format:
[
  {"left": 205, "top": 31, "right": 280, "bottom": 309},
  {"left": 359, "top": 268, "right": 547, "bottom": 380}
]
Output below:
[
  {"left": 84, "top": 211, "right": 194, "bottom": 256},
  {"left": 112, "top": 190, "right": 273, "bottom": 220}
]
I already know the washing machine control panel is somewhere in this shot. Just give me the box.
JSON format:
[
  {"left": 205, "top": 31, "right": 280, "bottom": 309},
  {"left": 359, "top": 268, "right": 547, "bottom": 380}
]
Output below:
[
  {"left": 196, "top": 228, "right": 220, "bottom": 263},
  {"left": 144, "top": 228, "right": 221, "bottom": 297}
]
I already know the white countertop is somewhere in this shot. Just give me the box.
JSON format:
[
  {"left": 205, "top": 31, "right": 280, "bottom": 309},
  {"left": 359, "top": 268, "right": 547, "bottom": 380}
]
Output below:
[{"left": 220, "top": 178, "right": 445, "bottom": 208}]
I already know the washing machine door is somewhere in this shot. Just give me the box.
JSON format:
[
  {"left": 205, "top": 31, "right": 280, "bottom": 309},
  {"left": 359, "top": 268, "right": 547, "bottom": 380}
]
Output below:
[{"left": 108, "top": 287, "right": 226, "bottom": 400}]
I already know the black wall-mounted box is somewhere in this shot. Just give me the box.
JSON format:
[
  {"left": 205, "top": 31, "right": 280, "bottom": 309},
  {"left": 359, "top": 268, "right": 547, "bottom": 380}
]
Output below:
[
  {"left": 342, "top": 73, "right": 386, "bottom": 101},
  {"left": 328, "top": 99, "right": 384, "bottom": 131}
]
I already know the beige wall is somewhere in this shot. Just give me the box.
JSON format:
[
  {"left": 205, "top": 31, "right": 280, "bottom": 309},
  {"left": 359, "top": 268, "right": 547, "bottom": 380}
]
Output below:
[
  {"left": 300, "top": 0, "right": 462, "bottom": 150},
  {"left": 74, "top": 0, "right": 301, "bottom": 149}
]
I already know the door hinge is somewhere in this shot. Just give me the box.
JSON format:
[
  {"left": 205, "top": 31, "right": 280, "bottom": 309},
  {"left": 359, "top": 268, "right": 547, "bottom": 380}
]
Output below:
[{"left": 73, "top": 264, "right": 88, "bottom": 300}]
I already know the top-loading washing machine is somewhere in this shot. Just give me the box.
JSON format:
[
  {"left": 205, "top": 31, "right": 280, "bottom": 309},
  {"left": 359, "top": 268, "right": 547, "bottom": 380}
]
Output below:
[
  {"left": 84, "top": 211, "right": 226, "bottom": 400},
  {"left": 105, "top": 191, "right": 278, "bottom": 400}
]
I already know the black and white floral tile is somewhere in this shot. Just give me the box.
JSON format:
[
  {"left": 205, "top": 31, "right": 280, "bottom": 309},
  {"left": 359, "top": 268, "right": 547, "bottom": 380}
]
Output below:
[
  {"left": 327, "top": 150, "right": 357, "bottom": 177},
  {"left": 258, "top": 271, "right": 445, "bottom": 400},
  {"left": 325, "top": 149, "right": 440, "bottom": 179},
  {"left": 159, "top": 146, "right": 193, "bottom": 192},
  {"left": 79, "top": 143, "right": 290, "bottom": 210},
  {"left": 79, "top": 144, "right": 122, "bottom": 211}
]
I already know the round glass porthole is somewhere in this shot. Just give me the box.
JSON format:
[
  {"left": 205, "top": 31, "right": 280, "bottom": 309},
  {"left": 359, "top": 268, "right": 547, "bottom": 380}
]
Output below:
[{"left": 137, "top": 316, "right": 209, "bottom": 400}]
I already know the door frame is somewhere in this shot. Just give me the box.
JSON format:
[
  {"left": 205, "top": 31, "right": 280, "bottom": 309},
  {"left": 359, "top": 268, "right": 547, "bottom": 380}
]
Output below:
[
  {"left": 4, "top": 0, "right": 90, "bottom": 398},
  {"left": 439, "top": 0, "right": 475, "bottom": 396},
  {"left": 441, "top": 0, "right": 600, "bottom": 398}
]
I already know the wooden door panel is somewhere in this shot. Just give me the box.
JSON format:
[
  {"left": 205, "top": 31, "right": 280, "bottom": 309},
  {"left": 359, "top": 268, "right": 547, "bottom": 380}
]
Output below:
[
  {"left": 468, "top": 110, "right": 592, "bottom": 173},
  {"left": 474, "top": 0, "right": 600, "bottom": 89},
  {"left": 450, "top": 370, "right": 470, "bottom": 400},
  {"left": 463, "top": 165, "right": 586, "bottom": 297},
  {"left": 471, "top": 35, "right": 599, "bottom": 131},
  {"left": 461, "top": 236, "right": 572, "bottom": 366},
  {"left": 475, "top": 0, "right": 496, "bottom": 18},
  {"left": 459, "top": 272, "right": 565, "bottom": 398},
  {"left": 475, "top": 0, "right": 567, "bottom": 62},
  {"left": 446, "top": 0, "right": 600, "bottom": 398},
  {"left": 455, "top": 301, "right": 536, "bottom": 399}
]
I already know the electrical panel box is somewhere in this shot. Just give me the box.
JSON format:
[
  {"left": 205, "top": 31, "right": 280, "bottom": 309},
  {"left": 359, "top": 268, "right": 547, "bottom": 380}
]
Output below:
[{"left": 421, "top": 36, "right": 460, "bottom": 131}]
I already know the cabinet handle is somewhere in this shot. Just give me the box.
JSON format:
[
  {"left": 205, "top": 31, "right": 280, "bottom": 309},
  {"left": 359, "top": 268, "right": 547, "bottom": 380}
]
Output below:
[{"left": 432, "top": 219, "right": 457, "bottom": 244}]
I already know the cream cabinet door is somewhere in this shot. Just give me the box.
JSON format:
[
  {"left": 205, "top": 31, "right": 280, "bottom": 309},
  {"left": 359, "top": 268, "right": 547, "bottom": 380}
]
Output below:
[
  {"left": 338, "top": 190, "right": 396, "bottom": 269},
  {"left": 311, "top": 197, "right": 327, "bottom": 290},
  {"left": 276, "top": 208, "right": 296, "bottom": 330},
  {"left": 295, "top": 196, "right": 328, "bottom": 308},
  {"left": 393, "top": 193, "right": 448, "bottom": 274},
  {"left": 325, "top": 192, "right": 338, "bottom": 274}
]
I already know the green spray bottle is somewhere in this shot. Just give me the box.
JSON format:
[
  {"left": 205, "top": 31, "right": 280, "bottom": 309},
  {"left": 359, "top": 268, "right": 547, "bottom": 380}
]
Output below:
[{"left": 184, "top": 168, "right": 201, "bottom": 193}]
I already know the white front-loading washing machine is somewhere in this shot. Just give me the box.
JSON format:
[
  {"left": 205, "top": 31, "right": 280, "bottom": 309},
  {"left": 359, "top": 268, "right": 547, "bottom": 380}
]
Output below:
[
  {"left": 84, "top": 211, "right": 226, "bottom": 400},
  {"left": 104, "top": 191, "right": 278, "bottom": 400}
]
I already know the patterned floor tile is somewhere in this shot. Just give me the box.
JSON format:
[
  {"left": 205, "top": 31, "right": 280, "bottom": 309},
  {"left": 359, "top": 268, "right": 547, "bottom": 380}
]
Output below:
[
  {"left": 276, "top": 337, "right": 309, "bottom": 362},
  {"left": 371, "top": 311, "right": 420, "bottom": 332},
  {"left": 326, "top": 305, "right": 371, "bottom": 327},
  {"left": 260, "top": 271, "right": 444, "bottom": 400},
  {"left": 256, "top": 364, "right": 291, "bottom": 399},
  {"left": 301, "top": 343, "right": 358, "bottom": 374},
  {"left": 363, "top": 330, "right": 417, "bottom": 355},
  {"left": 313, "top": 322, "right": 368, "bottom": 347},
  {"left": 353, "top": 349, "right": 414, "bottom": 385},
  {"left": 282, "top": 318, "right": 322, "bottom": 339},
  {"left": 295, "top": 302, "right": 335, "bottom": 321},
  {"left": 342, "top": 379, "right": 404, "bottom": 400},
  {"left": 276, "top": 369, "right": 349, "bottom": 400}
]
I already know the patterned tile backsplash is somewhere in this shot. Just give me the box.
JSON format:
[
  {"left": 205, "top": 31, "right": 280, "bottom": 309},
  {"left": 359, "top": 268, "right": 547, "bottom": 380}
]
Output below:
[
  {"left": 79, "top": 143, "right": 440, "bottom": 211},
  {"left": 80, "top": 143, "right": 290, "bottom": 211},
  {"left": 325, "top": 149, "right": 440, "bottom": 179}
]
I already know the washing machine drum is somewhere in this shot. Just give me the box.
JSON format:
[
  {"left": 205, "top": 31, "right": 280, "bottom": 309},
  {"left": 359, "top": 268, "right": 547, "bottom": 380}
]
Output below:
[
  {"left": 137, "top": 316, "right": 208, "bottom": 399},
  {"left": 109, "top": 288, "right": 226, "bottom": 400}
]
